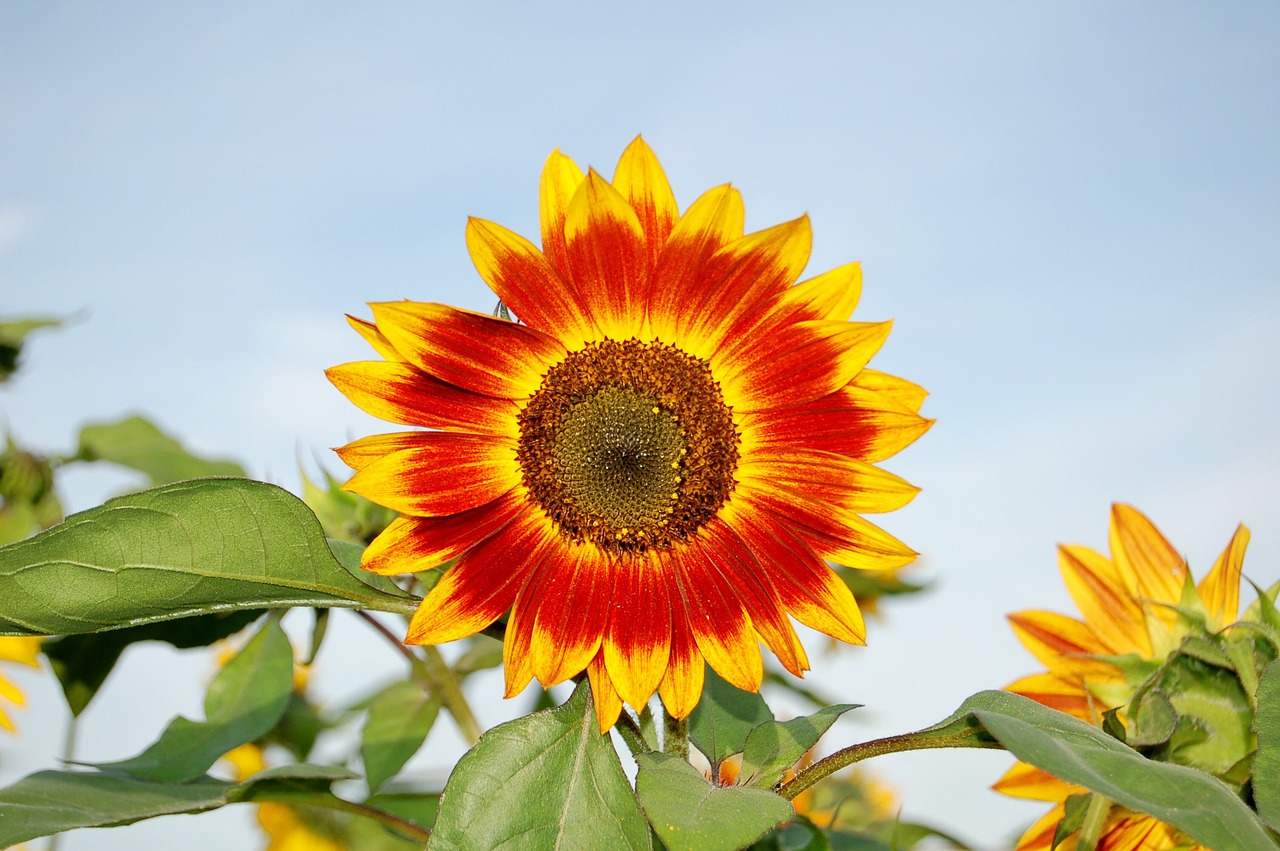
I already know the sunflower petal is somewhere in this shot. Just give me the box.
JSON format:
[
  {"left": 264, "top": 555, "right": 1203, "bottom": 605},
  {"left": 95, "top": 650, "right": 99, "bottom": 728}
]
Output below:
[
  {"left": 371, "top": 302, "right": 565, "bottom": 399},
  {"left": 406, "top": 513, "right": 548, "bottom": 644},
  {"left": 1003, "top": 672, "right": 1097, "bottom": 722},
  {"left": 778, "top": 261, "right": 863, "bottom": 321},
  {"left": 1199, "top": 524, "right": 1248, "bottom": 629},
  {"left": 738, "top": 448, "right": 920, "bottom": 516},
  {"left": 604, "top": 555, "right": 673, "bottom": 709},
  {"left": 466, "top": 217, "right": 597, "bottom": 348},
  {"left": 850, "top": 369, "right": 929, "bottom": 414},
  {"left": 361, "top": 492, "right": 524, "bottom": 575},
  {"left": 1007, "top": 610, "right": 1117, "bottom": 681},
  {"left": 563, "top": 170, "right": 648, "bottom": 340},
  {"left": 672, "top": 547, "right": 763, "bottom": 693},
  {"left": 334, "top": 432, "right": 431, "bottom": 472},
  {"left": 346, "top": 315, "right": 406, "bottom": 362},
  {"left": 1108, "top": 504, "right": 1187, "bottom": 604},
  {"left": 658, "top": 596, "right": 706, "bottom": 720},
  {"left": 327, "top": 360, "right": 519, "bottom": 435},
  {"left": 613, "top": 136, "right": 679, "bottom": 272},
  {"left": 993, "top": 762, "right": 1078, "bottom": 802},
  {"left": 344, "top": 433, "right": 519, "bottom": 516},
  {"left": 588, "top": 648, "right": 626, "bottom": 732},
  {"left": 1058, "top": 544, "right": 1150, "bottom": 656},
  {"left": 502, "top": 558, "right": 543, "bottom": 698},
  {"left": 779, "top": 507, "right": 918, "bottom": 571},
  {"left": 538, "top": 148, "right": 586, "bottom": 278},
  {"left": 529, "top": 547, "right": 611, "bottom": 687}
]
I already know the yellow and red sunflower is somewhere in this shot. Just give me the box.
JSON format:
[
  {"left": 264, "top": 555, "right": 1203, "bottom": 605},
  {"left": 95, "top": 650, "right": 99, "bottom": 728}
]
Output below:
[
  {"left": 0, "top": 636, "right": 41, "bottom": 732},
  {"left": 328, "top": 137, "right": 930, "bottom": 730},
  {"left": 996, "top": 504, "right": 1250, "bottom": 851}
]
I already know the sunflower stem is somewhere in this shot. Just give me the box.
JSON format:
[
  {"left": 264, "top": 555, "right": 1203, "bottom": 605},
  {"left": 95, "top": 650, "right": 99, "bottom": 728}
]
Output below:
[
  {"left": 614, "top": 711, "right": 649, "bottom": 758},
  {"left": 421, "top": 644, "right": 483, "bottom": 746},
  {"left": 777, "top": 727, "right": 1000, "bottom": 800},
  {"left": 663, "top": 710, "right": 689, "bottom": 760}
]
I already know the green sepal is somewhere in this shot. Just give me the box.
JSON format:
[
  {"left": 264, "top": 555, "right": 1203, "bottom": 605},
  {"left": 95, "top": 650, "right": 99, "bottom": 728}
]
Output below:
[
  {"left": 739, "top": 704, "right": 860, "bottom": 789},
  {"left": 688, "top": 668, "right": 772, "bottom": 768}
]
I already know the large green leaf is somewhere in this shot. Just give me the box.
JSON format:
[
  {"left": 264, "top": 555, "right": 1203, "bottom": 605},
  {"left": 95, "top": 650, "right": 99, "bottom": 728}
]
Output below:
[
  {"left": 0, "top": 763, "right": 356, "bottom": 847},
  {"left": 75, "top": 415, "right": 246, "bottom": 483},
  {"left": 957, "top": 690, "right": 1278, "bottom": 851},
  {"left": 93, "top": 618, "right": 294, "bottom": 782},
  {"left": 361, "top": 681, "right": 442, "bottom": 793},
  {"left": 636, "top": 751, "right": 793, "bottom": 851},
  {"left": 0, "top": 478, "right": 417, "bottom": 636},
  {"left": 1253, "top": 661, "right": 1280, "bottom": 833},
  {"left": 689, "top": 669, "right": 773, "bottom": 767},
  {"left": 428, "top": 681, "right": 652, "bottom": 851},
  {"left": 739, "top": 704, "right": 859, "bottom": 789},
  {"left": 42, "top": 610, "right": 263, "bottom": 716}
]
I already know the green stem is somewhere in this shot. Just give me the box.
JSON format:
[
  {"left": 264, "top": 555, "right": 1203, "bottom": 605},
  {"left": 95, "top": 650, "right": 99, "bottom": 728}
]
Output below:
[
  {"left": 663, "top": 710, "right": 689, "bottom": 760},
  {"left": 47, "top": 715, "right": 79, "bottom": 851},
  {"left": 777, "top": 726, "right": 999, "bottom": 800},
  {"left": 614, "top": 711, "right": 649, "bottom": 757},
  {"left": 256, "top": 788, "right": 431, "bottom": 845}
]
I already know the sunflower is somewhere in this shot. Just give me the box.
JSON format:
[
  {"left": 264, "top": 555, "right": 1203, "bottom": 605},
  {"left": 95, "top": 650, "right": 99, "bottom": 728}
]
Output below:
[
  {"left": 328, "top": 137, "right": 930, "bottom": 730},
  {"left": 995, "top": 504, "right": 1250, "bottom": 851},
  {"left": 0, "top": 636, "right": 41, "bottom": 732}
]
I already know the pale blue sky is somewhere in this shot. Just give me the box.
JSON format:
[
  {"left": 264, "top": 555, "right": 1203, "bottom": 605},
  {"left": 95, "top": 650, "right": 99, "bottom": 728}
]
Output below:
[{"left": 3, "top": 3, "right": 1279, "bottom": 848}]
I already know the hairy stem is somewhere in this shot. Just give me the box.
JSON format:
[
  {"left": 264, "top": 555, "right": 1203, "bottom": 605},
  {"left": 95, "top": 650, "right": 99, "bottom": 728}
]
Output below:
[{"left": 663, "top": 711, "right": 689, "bottom": 760}]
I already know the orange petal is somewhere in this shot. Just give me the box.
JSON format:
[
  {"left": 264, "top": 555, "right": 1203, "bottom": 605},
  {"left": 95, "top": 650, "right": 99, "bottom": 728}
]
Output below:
[
  {"left": 361, "top": 491, "right": 524, "bottom": 575},
  {"left": 346, "top": 315, "right": 406, "bottom": 362},
  {"left": 612, "top": 136, "right": 679, "bottom": 272},
  {"left": 1004, "top": 672, "right": 1098, "bottom": 722},
  {"left": 737, "top": 447, "right": 920, "bottom": 517},
  {"left": 1006, "top": 610, "right": 1116, "bottom": 680},
  {"left": 1059, "top": 544, "right": 1151, "bottom": 657},
  {"left": 562, "top": 170, "right": 648, "bottom": 340},
  {"left": 738, "top": 383, "right": 933, "bottom": 465},
  {"left": 1109, "top": 504, "right": 1186, "bottom": 605},
  {"left": 370, "top": 301, "right": 564, "bottom": 399},
  {"left": 405, "top": 513, "right": 550, "bottom": 644},
  {"left": 502, "top": 556, "right": 544, "bottom": 698},
  {"left": 670, "top": 547, "right": 763, "bottom": 693},
  {"left": 1198, "top": 524, "right": 1248, "bottom": 630},
  {"left": 342, "top": 432, "right": 520, "bottom": 516},
  {"left": 1011, "top": 803, "right": 1067, "bottom": 851},
  {"left": 725, "top": 502, "right": 865, "bottom": 644},
  {"left": 604, "top": 555, "right": 673, "bottom": 709},
  {"left": 538, "top": 148, "right": 586, "bottom": 281},
  {"left": 528, "top": 546, "right": 611, "bottom": 687},
  {"left": 658, "top": 598, "right": 706, "bottom": 720},
  {"left": 334, "top": 431, "right": 428, "bottom": 472},
  {"left": 326, "top": 360, "right": 518, "bottom": 436},
  {"left": 993, "top": 762, "right": 1078, "bottom": 802},
  {"left": 466, "top": 217, "right": 597, "bottom": 349},
  {"left": 777, "top": 261, "right": 863, "bottom": 322},
  {"left": 587, "top": 648, "right": 625, "bottom": 732},
  {"left": 779, "top": 505, "right": 917, "bottom": 571}
]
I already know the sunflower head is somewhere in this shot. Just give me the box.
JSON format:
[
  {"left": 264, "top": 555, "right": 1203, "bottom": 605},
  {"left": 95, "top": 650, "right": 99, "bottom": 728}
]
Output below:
[
  {"left": 328, "top": 137, "right": 931, "bottom": 730},
  {"left": 997, "top": 504, "right": 1278, "bottom": 850}
]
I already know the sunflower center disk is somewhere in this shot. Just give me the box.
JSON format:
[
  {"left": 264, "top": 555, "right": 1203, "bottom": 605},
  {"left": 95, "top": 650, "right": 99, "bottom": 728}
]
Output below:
[{"left": 518, "top": 339, "right": 739, "bottom": 554}]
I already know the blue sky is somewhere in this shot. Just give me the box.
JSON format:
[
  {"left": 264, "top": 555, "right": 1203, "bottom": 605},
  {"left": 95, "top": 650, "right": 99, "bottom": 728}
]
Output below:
[{"left": 3, "top": 3, "right": 1279, "bottom": 847}]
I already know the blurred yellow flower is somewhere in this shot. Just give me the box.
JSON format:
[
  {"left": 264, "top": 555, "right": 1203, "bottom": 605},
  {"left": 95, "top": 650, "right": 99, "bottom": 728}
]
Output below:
[
  {"left": 223, "top": 744, "right": 345, "bottom": 851},
  {"left": 0, "top": 636, "right": 41, "bottom": 732}
]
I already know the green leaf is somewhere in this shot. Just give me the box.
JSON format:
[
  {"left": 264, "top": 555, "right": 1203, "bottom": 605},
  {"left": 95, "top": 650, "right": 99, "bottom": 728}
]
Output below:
[
  {"left": 740, "top": 704, "right": 859, "bottom": 789},
  {"left": 362, "top": 681, "right": 442, "bottom": 793},
  {"left": 94, "top": 618, "right": 294, "bottom": 782},
  {"left": 636, "top": 751, "right": 792, "bottom": 851},
  {"left": 1253, "top": 661, "right": 1280, "bottom": 832},
  {"left": 689, "top": 668, "right": 773, "bottom": 766},
  {"left": 429, "top": 680, "right": 652, "bottom": 851},
  {"left": 0, "top": 477, "right": 417, "bottom": 636},
  {"left": 365, "top": 791, "right": 440, "bottom": 831},
  {"left": 0, "top": 762, "right": 356, "bottom": 847},
  {"left": 750, "top": 816, "right": 831, "bottom": 850},
  {"left": 955, "top": 690, "right": 1278, "bottom": 851},
  {"left": 41, "top": 610, "right": 263, "bottom": 716},
  {"left": 76, "top": 415, "right": 246, "bottom": 483},
  {"left": 0, "top": 316, "right": 60, "bottom": 382}
]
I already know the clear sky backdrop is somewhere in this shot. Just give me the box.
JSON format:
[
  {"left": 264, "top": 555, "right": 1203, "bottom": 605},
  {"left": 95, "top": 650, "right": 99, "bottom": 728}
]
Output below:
[{"left": 3, "top": 3, "right": 1279, "bottom": 848}]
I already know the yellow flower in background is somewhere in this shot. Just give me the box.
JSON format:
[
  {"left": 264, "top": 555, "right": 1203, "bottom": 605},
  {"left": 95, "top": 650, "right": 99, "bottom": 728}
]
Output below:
[
  {"left": 223, "top": 744, "right": 345, "bottom": 851},
  {"left": 996, "top": 504, "right": 1251, "bottom": 851},
  {"left": 329, "top": 137, "right": 930, "bottom": 729},
  {"left": 0, "top": 636, "right": 41, "bottom": 732}
]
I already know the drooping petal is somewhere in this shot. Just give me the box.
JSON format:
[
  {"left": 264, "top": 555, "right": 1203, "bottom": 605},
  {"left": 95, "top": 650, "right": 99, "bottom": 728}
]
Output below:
[
  {"left": 658, "top": 594, "right": 706, "bottom": 720},
  {"left": 1198, "top": 524, "right": 1248, "bottom": 629},
  {"left": 720, "top": 320, "right": 893, "bottom": 413},
  {"left": 1058, "top": 544, "right": 1151, "bottom": 656},
  {"left": 501, "top": 556, "right": 544, "bottom": 698},
  {"left": 528, "top": 546, "right": 612, "bottom": 687},
  {"left": 327, "top": 360, "right": 519, "bottom": 435},
  {"left": 724, "top": 502, "right": 865, "bottom": 644},
  {"left": 538, "top": 148, "right": 586, "bottom": 279},
  {"left": 612, "top": 136, "right": 679, "bottom": 272},
  {"left": 562, "top": 170, "right": 649, "bottom": 340},
  {"left": 1006, "top": 611, "right": 1118, "bottom": 682},
  {"left": 361, "top": 491, "right": 525, "bottom": 575},
  {"left": 1003, "top": 672, "right": 1097, "bottom": 722},
  {"left": 371, "top": 302, "right": 565, "bottom": 399},
  {"left": 604, "top": 555, "right": 673, "bottom": 709},
  {"left": 587, "top": 648, "right": 625, "bottom": 732},
  {"left": 670, "top": 547, "right": 763, "bottom": 693},
  {"left": 738, "top": 384, "right": 933, "bottom": 464},
  {"left": 647, "top": 184, "right": 744, "bottom": 342},
  {"left": 343, "top": 432, "right": 520, "bottom": 516},
  {"left": 405, "top": 512, "right": 552, "bottom": 644},
  {"left": 992, "top": 762, "right": 1079, "bottom": 802},
  {"left": 466, "top": 217, "right": 598, "bottom": 348},
  {"left": 1012, "top": 803, "right": 1067, "bottom": 851}
]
